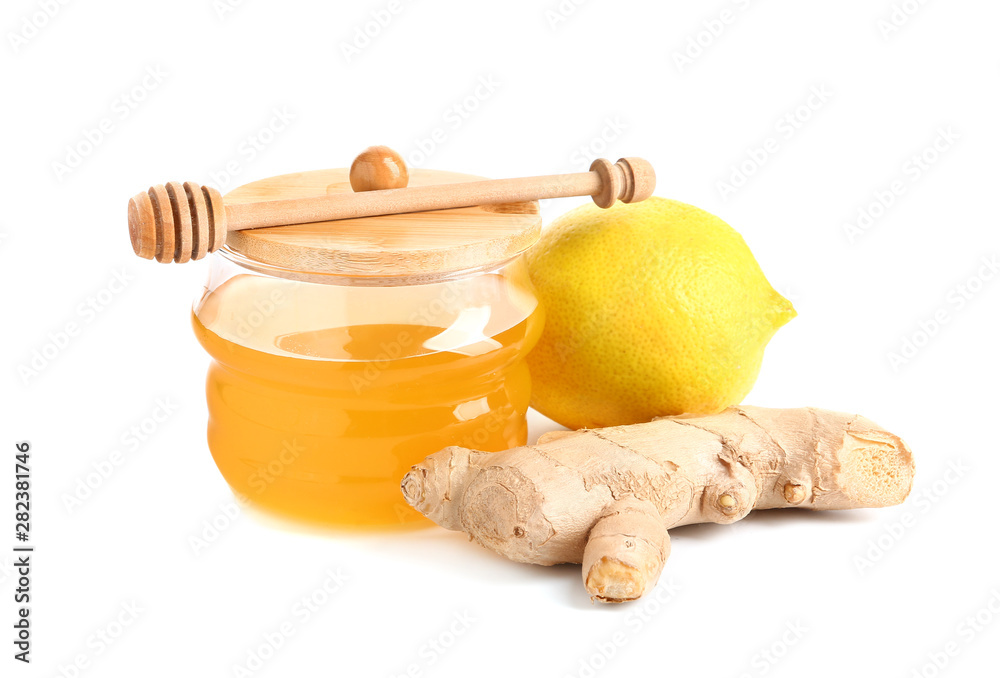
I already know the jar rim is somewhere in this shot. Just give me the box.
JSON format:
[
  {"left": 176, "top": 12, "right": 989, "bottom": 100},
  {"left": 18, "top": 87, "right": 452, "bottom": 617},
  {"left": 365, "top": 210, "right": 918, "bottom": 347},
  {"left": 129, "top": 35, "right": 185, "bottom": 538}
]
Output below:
[{"left": 214, "top": 245, "right": 525, "bottom": 287}]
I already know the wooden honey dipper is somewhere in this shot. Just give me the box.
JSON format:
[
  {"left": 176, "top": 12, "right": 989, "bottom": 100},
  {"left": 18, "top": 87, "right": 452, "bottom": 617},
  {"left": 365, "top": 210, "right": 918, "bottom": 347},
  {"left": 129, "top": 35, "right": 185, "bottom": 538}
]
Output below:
[{"left": 128, "top": 146, "right": 655, "bottom": 263}]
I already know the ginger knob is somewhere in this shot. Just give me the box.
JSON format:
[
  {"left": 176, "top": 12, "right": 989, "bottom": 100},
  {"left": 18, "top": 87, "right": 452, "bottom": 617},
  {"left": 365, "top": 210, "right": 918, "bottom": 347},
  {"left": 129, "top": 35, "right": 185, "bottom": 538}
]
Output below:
[
  {"left": 349, "top": 145, "right": 409, "bottom": 192},
  {"left": 718, "top": 493, "right": 738, "bottom": 513},
  {"left": 784, "top": 482, "right": 807, "bottom": 505}
]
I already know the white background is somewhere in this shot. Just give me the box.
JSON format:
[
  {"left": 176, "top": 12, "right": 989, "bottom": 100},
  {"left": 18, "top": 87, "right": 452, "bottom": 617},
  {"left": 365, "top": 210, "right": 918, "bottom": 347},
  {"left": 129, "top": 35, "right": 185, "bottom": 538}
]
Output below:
[{"left": 2, "top": 0, "right": 999, "bottom": 676}]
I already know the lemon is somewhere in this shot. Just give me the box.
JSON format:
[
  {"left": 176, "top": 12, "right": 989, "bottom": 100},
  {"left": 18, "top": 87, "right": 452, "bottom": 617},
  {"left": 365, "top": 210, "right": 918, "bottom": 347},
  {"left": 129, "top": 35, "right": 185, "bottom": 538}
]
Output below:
[{"left": 525, "top": 197, "right": 795, "bottom": 429}]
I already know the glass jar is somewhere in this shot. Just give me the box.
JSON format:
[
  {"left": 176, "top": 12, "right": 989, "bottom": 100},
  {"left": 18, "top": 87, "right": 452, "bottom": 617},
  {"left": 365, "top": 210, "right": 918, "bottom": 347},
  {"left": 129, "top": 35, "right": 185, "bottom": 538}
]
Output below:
[{"left": 191, "top": 168, "right": 543, "bottom": 527}]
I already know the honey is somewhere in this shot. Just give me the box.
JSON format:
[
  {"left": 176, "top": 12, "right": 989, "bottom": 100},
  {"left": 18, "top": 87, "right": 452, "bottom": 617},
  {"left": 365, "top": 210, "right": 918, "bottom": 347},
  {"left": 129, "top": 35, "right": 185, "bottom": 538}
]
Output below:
[{"left": 192, "top": 261, "right": 542, "bottom": 526}]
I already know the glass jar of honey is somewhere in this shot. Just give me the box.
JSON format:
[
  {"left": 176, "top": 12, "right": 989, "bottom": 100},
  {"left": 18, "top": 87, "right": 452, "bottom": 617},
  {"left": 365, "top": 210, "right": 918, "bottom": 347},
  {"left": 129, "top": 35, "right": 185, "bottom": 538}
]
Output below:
[{"left": 191, "top": 165, "right": 543, "bottom": 527}]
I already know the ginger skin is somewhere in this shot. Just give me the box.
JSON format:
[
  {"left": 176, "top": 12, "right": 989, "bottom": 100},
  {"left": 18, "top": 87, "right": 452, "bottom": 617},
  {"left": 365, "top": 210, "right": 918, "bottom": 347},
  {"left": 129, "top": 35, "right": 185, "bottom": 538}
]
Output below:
[{"left": 401, "top": 406, "right": 915, "bottom": 603}]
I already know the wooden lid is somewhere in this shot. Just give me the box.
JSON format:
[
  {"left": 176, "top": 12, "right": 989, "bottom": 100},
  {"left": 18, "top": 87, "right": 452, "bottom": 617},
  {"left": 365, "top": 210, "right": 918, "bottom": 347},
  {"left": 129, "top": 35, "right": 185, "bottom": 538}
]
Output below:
[{"left": 223, "top": 167, "right": 541, "bottom": 279}]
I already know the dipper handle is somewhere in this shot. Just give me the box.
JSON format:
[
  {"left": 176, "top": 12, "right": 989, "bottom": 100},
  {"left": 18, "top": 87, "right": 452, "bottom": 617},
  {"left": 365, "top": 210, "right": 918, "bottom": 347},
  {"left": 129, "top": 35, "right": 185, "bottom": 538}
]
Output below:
[{"left": 128, "top": 147, "right": 655, "bottom": 263}]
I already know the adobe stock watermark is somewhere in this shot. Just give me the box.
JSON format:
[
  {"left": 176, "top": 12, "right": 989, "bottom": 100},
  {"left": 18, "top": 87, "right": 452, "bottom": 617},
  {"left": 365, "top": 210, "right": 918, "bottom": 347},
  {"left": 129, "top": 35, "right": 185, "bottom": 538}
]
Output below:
[
  {"left": 349, "top": 328, "right": 417, "bottom": 395},
  {"left": 350, "top": 280, "right": 477, "bottom": 394},
  {"left": 340, "top": 0, "right": 411, "bottom": 63},
  {"left": 672, "top": 0, "right": 754, "bottom": 73},
  {"left": 877, "top": 0, "right": 932, "bottom": 40},
  {"left": 774, "top": 283, "right": 802, "bottom": 305},
  {"left": 564, "top": 579, "right": 682, "bottom": 678},
  {"left": 61, "top": 398, "right": 179, "bottom": 514},
  {"left": 232, "top": 567, "right": 349, "bottom": 677},
  {"left": 188, "top": 494, "right": 246, "bottom": 557},
  {"left": 842, "top": 127, "right": 959, "bottom": 244},
  {"left": 7, "top": 0, "right": 72, "bottom": 53},
  {"left": 735, "top": 621, "right": 807, "bottom": 678},
  {"left": 213, "top": 0, "right": 250, "bottom": 20},
  {"left": 909, "top": 587, "right": 1000, "bottom": 678},
  {"left": 54, "top": 600, "right": 143, "bottom": 678},
  {"left": 247, "top": 439, "right": 305, "bottom": 495},
  {"left": 544, "top": 0, "right": 591, "bottom": 31},
  {"left": 231, "top": 285, "right": 291, "bottom": 341},
  {"left": 18, "top": 268, "right": 134, "bottom": 384},
  {"left": 854, "top": 459, "right": 969, "bottom": 573},
  {"left": 715, "top": 84, "right": 833, "bottom": 200},
  {"left": 886, "top": 255, "right": 996, "bottom": 372},
  {"left": 569, "top": 117, "right": 629, "bottom": 170},
  {"left": 52, "top": 66, "right": 168, "bottom": 181},
  {"left": 189, "top": 439, "right": 304, "bottom": 555},
  {"left": 203, "top": 106, "right": 295, "bottom": 192},
  {"left": 392, "top": 610, "right": 475, "bottom": 678},
  {"left": 457, "top": 408, "right": 509, "bottom": 451},
  {"left": 405, "top": 75, "right": 501, "bottom": 168}
]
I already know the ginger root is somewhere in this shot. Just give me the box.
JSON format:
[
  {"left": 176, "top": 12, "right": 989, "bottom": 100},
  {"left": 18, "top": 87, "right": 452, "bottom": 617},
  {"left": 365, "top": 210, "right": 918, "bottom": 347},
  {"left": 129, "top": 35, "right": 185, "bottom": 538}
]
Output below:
[{"left": 401, "top": 406, "right": 915, "bottom": 603}]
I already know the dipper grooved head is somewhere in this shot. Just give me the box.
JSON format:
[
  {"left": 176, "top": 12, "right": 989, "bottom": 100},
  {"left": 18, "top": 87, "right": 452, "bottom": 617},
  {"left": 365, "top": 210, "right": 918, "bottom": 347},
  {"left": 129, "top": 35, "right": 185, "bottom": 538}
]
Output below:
[{"left": 128, "top": 182, "right": 225, "bottom": 262}]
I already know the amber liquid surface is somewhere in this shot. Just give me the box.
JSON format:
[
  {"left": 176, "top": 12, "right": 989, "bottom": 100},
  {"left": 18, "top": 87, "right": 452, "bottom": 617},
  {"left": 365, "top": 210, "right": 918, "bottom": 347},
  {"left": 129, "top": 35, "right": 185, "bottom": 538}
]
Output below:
[{"left": 192, "top": 270, "right": 542, "bottom": 527}]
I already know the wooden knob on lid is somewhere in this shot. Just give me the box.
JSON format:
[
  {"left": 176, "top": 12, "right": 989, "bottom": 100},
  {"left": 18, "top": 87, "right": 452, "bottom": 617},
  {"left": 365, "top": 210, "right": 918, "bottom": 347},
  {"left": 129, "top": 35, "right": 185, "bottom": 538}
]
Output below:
[{"left": 349, "top": 145, "right": 409, "bottom": 192}]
